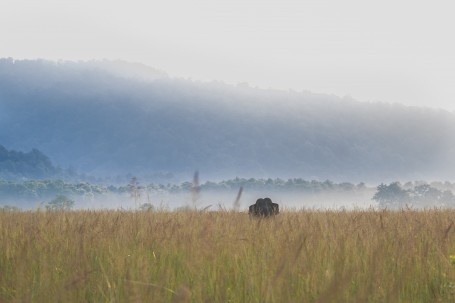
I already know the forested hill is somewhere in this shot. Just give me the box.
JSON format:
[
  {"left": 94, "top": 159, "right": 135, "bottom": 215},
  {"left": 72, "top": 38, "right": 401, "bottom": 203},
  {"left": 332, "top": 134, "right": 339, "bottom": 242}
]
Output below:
[
  {"left": 1, "top": 58, "right": 455, "bottom": 182},
  {"left": 0, "top": 145, "right": 61, "bottom": 179}
]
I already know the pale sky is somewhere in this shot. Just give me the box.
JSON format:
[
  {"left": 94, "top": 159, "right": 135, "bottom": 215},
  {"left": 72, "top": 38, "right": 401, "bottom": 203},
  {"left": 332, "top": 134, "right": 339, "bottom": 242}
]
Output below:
[{"left": 2, "top": 0, "right": 455, "bottom": 110}]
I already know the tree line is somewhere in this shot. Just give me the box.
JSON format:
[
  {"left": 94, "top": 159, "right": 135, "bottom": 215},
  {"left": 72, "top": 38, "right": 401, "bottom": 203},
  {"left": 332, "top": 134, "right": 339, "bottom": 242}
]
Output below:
[
  {"left": 2, "top": 178, "right": 455, "bottom": 210},
  {"left": 0, "top": 177, "right": 367, "bottom": 201},
  {"left": 372, "top": 182, "right": 455, "bottom": 208}
]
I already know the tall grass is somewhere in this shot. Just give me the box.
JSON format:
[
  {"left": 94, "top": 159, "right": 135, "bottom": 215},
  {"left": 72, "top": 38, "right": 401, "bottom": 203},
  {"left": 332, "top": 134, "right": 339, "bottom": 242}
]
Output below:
[{"left": 1, "top": 209, "right": 455, "bottom": 302}]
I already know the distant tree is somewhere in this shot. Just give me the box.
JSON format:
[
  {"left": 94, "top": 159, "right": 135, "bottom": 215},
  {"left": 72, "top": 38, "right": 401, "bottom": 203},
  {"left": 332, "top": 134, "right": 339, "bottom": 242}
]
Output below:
[
  {"left": 373, "top": 182, "right": 410, "bottom": 208},
  {"left": 192, "top": 171, "right": 200, "bottom": 209},
  {"left": 411, "top": 184, "right": 442, "bottom": 206},
  {"left": 128, "top": 177, "right": 142, "bottom": 207},
  {"left": 45, "top": 195, "right": 75, "bottom": 211},
  {"left": 139, "top": 202, "right": 154, "bottom": 211},
  {"left": 410, "top": 184, "right": 455, "bottom": 207}
]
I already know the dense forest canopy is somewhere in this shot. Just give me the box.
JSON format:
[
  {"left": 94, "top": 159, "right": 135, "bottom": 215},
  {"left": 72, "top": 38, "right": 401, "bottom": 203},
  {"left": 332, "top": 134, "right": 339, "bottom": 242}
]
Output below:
[{"left": 1, "top": 58, "right": 455, "bottom": 183}]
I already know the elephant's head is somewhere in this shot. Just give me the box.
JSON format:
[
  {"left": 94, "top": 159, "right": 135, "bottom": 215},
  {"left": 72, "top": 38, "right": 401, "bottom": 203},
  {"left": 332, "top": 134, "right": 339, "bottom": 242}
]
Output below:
[{"left": 249, "top": 197, "right": 279, "bottom": 217}]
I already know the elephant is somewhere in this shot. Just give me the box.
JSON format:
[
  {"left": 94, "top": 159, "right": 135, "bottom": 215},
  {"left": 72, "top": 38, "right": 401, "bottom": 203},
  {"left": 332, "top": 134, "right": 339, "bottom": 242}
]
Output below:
[{"left": 248, "top": 197, "right": 279, "bottom": 218}]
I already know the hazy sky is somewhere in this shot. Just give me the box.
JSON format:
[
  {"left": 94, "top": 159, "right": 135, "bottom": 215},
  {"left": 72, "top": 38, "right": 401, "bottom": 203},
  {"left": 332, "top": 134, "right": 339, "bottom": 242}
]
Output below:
[{"left": 2, "top": 0, "right": 455, "bottom": 110}]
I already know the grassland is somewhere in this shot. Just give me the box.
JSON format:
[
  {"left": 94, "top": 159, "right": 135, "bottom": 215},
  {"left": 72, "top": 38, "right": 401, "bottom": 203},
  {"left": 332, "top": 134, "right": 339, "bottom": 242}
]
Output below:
[{"left": 1, "top": 209, "right": 455, "bottom": 302}]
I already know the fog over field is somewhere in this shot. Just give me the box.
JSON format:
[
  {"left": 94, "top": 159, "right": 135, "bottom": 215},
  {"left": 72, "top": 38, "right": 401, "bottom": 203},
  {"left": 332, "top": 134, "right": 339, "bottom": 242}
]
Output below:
[
  {"left": 72, "top": 191, "right": 376, "bottom": 212},
  {"left": 4, "top": 183, "right": 377, "bottom": 212}
]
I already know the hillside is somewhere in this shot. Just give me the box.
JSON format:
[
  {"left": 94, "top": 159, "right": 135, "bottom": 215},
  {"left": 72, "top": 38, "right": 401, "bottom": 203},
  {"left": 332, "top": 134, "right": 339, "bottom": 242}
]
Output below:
[
  {"left": 0, "top": 145, "right": 60, "bottom": 179},
  {"left": 1, "top": 58, "right": 455, "bottom": 182}
]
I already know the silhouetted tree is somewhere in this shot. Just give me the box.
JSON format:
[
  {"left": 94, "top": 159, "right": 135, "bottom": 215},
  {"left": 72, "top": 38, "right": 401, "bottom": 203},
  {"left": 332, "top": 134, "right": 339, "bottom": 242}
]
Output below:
[{"left": 373, "top": 182, "right": 409, "bottom": 208}]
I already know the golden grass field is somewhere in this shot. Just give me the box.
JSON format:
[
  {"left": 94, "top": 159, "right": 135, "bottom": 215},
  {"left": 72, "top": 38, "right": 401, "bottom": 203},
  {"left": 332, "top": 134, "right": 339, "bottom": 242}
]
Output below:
[{"left": 1, "top": 209, "right": 455, "bottom": 302}]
